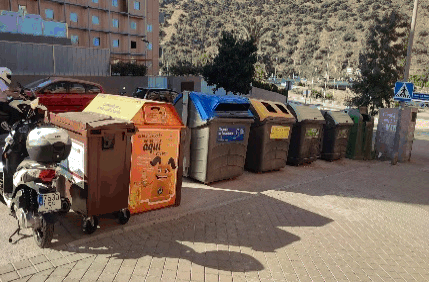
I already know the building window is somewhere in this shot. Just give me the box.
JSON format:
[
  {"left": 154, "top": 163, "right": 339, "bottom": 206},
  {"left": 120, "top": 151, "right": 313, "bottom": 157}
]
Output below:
[
  {"left": 112, "top": 19, "right": 119, "bottom": 28},
  {"left": 131, "top": 21, "right": 137, "bottom": 30},
  {"left": 134, "top": 1, "right": 140, "bottom": 10},
  {"left": 93, "top": 37, "right": 100, "bottom": 46},
  {"left": 113, "top": 39, "right": 119, "bottom": 48},
  {"left": 70, "top": 12, "right": 78, "bottom": 23},
  {"left": 92, "top": 15, "right": 99, "bottom": 25},
  {"left": 71, "top": 35, "right": 79, "bottom": 45},
  {"left": 45, "top": 9, "right": 54, "bottom": 20},
  {"left": 131, "top": 41, "right": 136, "bottom": 49},
  {"left": 112, "top": 0, "right": 118, "bottom": 7},
  {"left": 147, "top": 24, "right": 152, "bottom": 32},
  {"left": 18, "top": 5, "right": 26, "bottom": 11},
  {"left": 92, "top": 0, "right": 98, "bottom": 3},
  {"left": 147, "top": 42, "right": 152, "bottom": 50}
]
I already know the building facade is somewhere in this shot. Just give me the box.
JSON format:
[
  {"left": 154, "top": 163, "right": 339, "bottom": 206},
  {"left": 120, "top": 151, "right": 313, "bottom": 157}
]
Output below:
[{"left": 0, "top": 0, "right": 159, "bottom": 75}]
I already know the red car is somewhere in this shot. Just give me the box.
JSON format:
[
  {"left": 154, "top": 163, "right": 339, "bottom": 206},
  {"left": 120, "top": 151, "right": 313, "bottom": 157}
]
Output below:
[{"left": 21, "top": 77, "right": 104, "bottom": 113}]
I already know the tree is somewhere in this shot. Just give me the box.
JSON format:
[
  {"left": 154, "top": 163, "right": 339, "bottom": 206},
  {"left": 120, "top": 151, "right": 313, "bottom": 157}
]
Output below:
[
  {"left": 202, "top": 31, "right": 257, "bottom": 95},
  {"left": 241, "top": 17, "right": 272, "bottom": 62},
  {"left": 349, "top": 10, "right": 409, "bottom": 115},
  {"left": 168, "top": 60, "right": 202, "bottom": 76}
]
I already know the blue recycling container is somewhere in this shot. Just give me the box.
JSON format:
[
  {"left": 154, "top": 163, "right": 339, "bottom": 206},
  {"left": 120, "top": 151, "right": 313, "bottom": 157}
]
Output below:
[{"left": 173, "top": 91, "right": 254, "bottom": 184}]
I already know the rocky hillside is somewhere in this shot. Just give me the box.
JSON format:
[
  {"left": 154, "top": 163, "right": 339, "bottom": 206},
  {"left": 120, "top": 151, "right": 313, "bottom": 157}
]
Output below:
[{"left": 159, "top": 0, "right": 429, "bottom": 80}]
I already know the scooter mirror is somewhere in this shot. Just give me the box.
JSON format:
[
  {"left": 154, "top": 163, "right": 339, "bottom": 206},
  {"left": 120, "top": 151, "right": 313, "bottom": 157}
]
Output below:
[{"left": 1, "top": 121, "right": 10, "bottom": 131}]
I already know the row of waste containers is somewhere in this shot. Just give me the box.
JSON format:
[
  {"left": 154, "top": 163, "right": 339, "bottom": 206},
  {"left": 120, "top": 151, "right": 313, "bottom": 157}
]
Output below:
[
  {"left": 45, "top": 92, "right": 375, "bottom": 234},
  {"left": 173, "top": 91, "right": 375, "bottom": 182}
]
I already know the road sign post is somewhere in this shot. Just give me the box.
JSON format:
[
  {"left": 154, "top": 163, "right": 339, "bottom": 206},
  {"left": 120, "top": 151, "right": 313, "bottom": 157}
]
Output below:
[
  {"left": 391, "top": 0, "right": 419, "bottom": 165},
  {"left": 392, "top": 82, "right": 414, "bottom": 165}
]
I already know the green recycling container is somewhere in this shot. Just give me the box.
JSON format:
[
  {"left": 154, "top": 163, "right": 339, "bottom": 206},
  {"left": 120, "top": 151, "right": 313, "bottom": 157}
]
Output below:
[
  {"left": 344, "top": 108, "right": 374, "bottom": 160},
  {"left": 361, "top": 113, "right": 375, "bottom": 160}
]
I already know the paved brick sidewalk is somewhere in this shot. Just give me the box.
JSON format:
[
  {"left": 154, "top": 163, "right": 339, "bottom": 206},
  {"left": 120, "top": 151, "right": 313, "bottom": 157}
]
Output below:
[{"left": 0, "top": 139, "right": 428, "bottom": 282}]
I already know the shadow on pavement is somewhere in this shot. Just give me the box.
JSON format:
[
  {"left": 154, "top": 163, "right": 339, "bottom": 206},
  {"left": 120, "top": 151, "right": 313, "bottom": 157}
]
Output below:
[
  {"left": 51, "top": 194, "right": 333, "bottom": 273},
  {"left": 281, "top": 139, "right": 429, "bottom": 207},
  {"left": 196, "top": 138, "right": 429, "bottom": 207}
]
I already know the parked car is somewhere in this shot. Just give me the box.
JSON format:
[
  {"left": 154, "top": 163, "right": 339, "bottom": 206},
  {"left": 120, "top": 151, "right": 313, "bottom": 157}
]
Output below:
[
  {"left": 132, "top": 87, "right": 180, "bottom": 103},
  {"left": 19, "top": 77, "right": 104, "bottom": 113}
]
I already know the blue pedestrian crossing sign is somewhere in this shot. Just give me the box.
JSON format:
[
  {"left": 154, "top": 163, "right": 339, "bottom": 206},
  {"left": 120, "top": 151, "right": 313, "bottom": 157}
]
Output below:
[{"left": 394, "top": 82, "right": 414, "bottom": 102}]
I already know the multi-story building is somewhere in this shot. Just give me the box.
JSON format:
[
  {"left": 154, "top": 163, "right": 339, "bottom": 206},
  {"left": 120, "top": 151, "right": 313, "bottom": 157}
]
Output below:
[{"left": 0, "top": 0, "right": 159, "bottom": 75}]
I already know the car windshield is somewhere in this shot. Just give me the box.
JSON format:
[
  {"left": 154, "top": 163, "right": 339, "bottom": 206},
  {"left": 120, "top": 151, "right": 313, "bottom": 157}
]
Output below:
[{"left": 24, "top": 78, "right": 51, "bottom": 90}]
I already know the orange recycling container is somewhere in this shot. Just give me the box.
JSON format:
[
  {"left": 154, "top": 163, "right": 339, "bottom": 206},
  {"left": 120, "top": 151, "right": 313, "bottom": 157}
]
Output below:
[{"left": 83, "top": 94, "right": 186, "bottom": 214}]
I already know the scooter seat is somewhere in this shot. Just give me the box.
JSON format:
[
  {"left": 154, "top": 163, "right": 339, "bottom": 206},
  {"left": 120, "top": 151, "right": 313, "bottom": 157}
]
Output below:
[{"left": 16, "top": 158, "right": 48, "bottom": 171}]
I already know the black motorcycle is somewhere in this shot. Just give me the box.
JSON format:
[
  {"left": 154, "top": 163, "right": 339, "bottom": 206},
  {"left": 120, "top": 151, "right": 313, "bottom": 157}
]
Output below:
[{"left": 0, "top": 97, "right": 72, "bottom": 248}]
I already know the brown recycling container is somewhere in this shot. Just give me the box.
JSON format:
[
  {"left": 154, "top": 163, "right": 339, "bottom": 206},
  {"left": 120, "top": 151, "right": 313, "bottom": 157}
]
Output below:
[
  {"left": 47, "top": 111, "right": 136, "bottom": 234},
  {"left": 83, "top": 94, "right": 185, "bottom": 215},
  {"left": 245, "top": 99, "right": 296, "bottom": 172}
]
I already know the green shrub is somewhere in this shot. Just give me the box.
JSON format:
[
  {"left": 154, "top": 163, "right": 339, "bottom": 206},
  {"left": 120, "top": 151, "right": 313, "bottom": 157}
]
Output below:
[{"left": 111, "top": 61, "right": 147, "bottom": 76}]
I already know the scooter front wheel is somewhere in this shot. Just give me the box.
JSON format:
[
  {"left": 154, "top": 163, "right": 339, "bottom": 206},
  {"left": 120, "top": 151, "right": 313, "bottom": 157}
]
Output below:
[{"left": 33, "top": 220, "right": 54, "bottom": 248}]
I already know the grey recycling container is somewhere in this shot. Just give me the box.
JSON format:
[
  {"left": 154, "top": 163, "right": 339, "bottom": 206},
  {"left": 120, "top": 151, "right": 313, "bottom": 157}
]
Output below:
[
  {"left": 286, "top": 103, "right": 326, "bottom": 165},
  {"left": 320, "top": 110, "right": 353, "bottom": 161},
  {"left": 173, "top": 91, "right": 254, "bottom": 184}
]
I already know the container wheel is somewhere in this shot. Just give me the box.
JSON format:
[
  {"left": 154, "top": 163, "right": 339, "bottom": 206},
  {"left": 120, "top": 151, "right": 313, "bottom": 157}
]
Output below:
[
  {"left": 82, "top": 216, "right": 98, "bottom": 235},
  {"left": 33, "top": 220, "right": 54, "bottom": 248},
  {"left": 59, "top": 198, "right": 71, "bottom": 215},
  {"left": 117, "top": 209, "right": 130, "bottom": 225}
]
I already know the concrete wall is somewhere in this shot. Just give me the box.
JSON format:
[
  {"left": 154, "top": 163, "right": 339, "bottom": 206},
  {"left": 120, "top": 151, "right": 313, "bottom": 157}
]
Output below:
[
  {"left": 11, "top": 75, "right": 148, "bottom": 95},
  {"left": 0, "top": 32, "right": 72, "bottom": 45},
  {"left": 11, "top": 75, "right": 202, "bottom": 96},
  {"left": 375, "top": 107, "right": 418, "bottom": 162},
  {"left": 0, "top": 40, "right": 110, "bottom": 76},
  {"left": 249, "top": 87, "right": 287, "bottom": 103},
  {"left": 167, "top": 76, "right": 202, "bottom": 93}
]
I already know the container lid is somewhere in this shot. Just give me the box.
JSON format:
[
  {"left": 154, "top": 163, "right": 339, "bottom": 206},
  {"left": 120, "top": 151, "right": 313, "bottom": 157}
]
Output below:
[
  {"left": 249, "top": 98, "right": 295, "bottom": 121},
  {"left": 174, "top": 92, "right": 253, "bottom": 121},
  {"left": 287, "top": 103, "right": 325, "bottom": 122},
  {"left": 84, "top": 94, "right": 184, "bottom": 128},
  {"left": 51, "top": 111, "right": 135, "bottom": 131},
  {"left": 323, "top": 110, "right": 353, "bottom": 125},
  {"left": 343, "top": 108, "right": 364, "bottom": 122}
]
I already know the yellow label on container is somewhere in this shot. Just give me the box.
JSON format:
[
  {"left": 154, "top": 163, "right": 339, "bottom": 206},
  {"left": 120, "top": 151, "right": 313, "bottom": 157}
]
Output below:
[{"left": 270, "top": 126, "right": 290, "bottom": 139}]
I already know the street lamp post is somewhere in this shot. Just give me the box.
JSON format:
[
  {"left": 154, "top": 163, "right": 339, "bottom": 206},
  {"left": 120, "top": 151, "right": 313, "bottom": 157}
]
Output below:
[{"left": 391, "top": 0, "right": 419, "bottom": 165}]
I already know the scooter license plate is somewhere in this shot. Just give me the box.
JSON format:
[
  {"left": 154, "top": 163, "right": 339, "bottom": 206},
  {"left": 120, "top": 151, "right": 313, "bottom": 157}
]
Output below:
[{"left": 38, "top": 192, "right": 61, "bottom": 212}]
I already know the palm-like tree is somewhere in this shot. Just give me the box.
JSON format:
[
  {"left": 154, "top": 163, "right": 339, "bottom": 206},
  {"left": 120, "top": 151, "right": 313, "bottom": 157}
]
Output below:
[{"left": 241, "top": 17, "right": 271, "bottom": 61}]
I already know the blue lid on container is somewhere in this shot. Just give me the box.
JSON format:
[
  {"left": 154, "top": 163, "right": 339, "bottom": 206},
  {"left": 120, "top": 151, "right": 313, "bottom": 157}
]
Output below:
[{"left": 174, "top": 91, "right": 254, "bottom": 121}]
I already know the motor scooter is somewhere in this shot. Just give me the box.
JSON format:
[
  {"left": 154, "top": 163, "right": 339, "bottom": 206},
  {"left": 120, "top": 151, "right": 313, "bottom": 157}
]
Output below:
[
  {"left": 0, "top": 82, "right": 35, "bottom": 135},
  {"left": 0, "top": 97, "right": 72, "bottom": 248}
]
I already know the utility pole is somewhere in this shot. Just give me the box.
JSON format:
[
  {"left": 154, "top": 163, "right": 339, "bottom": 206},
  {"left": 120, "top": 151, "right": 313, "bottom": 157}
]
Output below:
[{"left": 391, "top": 0, "right": 418, "bottom": 165}]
